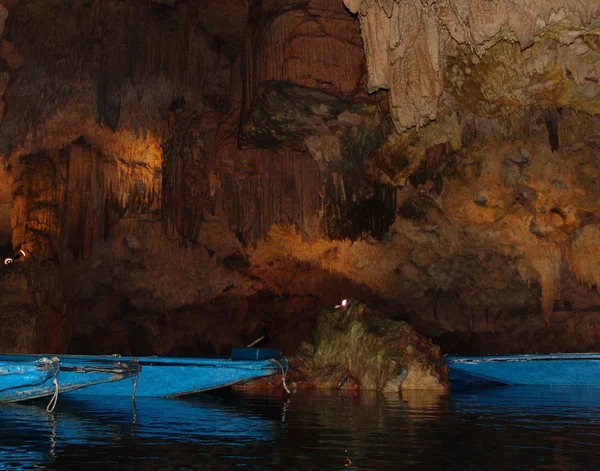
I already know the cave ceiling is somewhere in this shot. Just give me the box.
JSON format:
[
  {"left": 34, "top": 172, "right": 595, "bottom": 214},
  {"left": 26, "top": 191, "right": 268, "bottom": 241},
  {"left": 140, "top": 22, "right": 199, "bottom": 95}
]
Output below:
[{"left": 0, "top": 0, "right": 600, "bottom": 355}]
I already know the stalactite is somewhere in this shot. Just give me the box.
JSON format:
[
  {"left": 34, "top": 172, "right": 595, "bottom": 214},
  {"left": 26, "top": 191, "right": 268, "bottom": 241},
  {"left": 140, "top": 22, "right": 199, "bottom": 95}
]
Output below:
[
  {"left": 15, "top": 150, "right": 65, "bottom": 260},
  {"left": 544, "top": 109, "right": 560, "bottom": 152},
  {"left": 409, "top": 143, "right": 446, "bottom": 191},
  {"left": 567, "top": 225, "right": 600, "bottom": 293},
  {"left": 223, "top": 150, "right": 322, "bottom": 245},
  {"left": 325, "top": 175, "right": 397, "bottom": 241},
  {"left": 530, "top": 244, "right": 561, "bottom": 321},
  {"left": 12, "top": 135, "right": 161, "bottom": 261},
  {"left": 161, "top": 114, "right": 211, "bottom": 242},
  {"left": 345, "top": 0, "right": 600, "bottom": 131}
]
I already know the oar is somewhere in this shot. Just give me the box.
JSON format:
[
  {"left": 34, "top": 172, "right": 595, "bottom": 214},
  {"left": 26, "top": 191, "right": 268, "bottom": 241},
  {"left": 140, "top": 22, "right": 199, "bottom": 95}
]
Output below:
[{"left": 246, "top": 335, "right": 265, "bottom": 348}]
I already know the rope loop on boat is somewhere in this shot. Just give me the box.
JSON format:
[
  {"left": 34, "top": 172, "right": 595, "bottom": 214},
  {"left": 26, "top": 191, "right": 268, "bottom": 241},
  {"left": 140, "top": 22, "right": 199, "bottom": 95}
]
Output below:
[
  {"left": 126, "top": 359, "right": 141, "bottom": 403},
  {"left": 46, "top": 378, "right": 59, "bottom": 413},
  {"left": 269, "top": 357, "right": 291, "bottom": 394},
  {"left": 40, "top": 357, "right": 60, "bottom": 413}
]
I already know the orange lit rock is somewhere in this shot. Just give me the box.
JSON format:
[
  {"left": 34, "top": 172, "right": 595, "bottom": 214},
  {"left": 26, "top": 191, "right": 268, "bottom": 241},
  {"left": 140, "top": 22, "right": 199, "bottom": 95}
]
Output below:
[{"left": 1, "top": 0, "right": 600, "bottom": 358}]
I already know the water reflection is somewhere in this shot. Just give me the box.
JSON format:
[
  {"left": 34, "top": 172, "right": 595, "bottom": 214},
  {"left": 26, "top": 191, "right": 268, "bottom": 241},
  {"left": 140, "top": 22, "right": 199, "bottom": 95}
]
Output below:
[
  {"left": 0, "top": 393, "right": 283, "bottom": 470},
  {"left": 449, "top": 386, "right": 600, "bottom": 471},
  {"left": 402, "top": 388, "right": 449, "bottom": 414},
  {"left": 451, "top": 385, "right": 600, "bottom": 427},
  {"left": 1, "top": 387, "right": 599, "bottom": 470}
]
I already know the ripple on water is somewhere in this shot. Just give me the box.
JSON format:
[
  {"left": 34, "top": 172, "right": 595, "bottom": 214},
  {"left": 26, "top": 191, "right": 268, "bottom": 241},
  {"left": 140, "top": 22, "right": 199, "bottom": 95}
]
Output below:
[{"left": 1, "top": 386, "right": 600, "bottom": 470}]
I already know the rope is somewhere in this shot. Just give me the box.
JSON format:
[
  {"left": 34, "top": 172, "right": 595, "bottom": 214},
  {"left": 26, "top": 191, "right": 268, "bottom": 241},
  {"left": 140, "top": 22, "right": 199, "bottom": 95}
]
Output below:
[
  {"left": 46, "top": 378, "right": 59, "bottom": 413},
  {"left": 40, "top": 357, "right": 60, "bottom": 413},
  {"left": 126, "top": 360, "right": 141, "bottom": 403},
  {"left": 270, "top": 358, "right": 291, "bottom": 394},
  {"left": 281, "top": 398, "right": 290, "bottom": 426}
]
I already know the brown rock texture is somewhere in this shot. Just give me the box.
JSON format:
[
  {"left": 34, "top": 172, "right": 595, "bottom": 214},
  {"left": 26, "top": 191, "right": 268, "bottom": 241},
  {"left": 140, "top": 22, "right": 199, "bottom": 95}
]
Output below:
[
  {"left": 294, "top": 299, "right": 448, "bottom": 391},
  {"left": 344, "top": 0, "right": 600, "bottom": 130},
  {"left": 0, "top": 0, "right": 599, "bottom": 364},
  {"left": 245, "top": 0, "right": 366, "bottom": 102}
]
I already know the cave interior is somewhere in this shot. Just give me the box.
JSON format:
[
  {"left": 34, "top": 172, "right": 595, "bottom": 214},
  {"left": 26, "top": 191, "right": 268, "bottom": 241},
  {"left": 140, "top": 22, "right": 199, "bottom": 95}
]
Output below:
[{"left": 1, "top": 0, "right": 600, "bottom": 367}]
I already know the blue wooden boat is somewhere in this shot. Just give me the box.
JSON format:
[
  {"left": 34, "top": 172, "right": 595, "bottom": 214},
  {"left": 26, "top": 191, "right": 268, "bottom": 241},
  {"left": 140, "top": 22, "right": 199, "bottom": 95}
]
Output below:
[
  {"left": 446, "top": 353, "right": 600, "bottom": 386},
  {"left": 1, "top": 348, "right": 287, "bottom": 398},
  {"left": 67, "top": 349, "right": 288, "bottom": 397},
  {"left": 0, "top": 356, "right": 140, "bottom": 404},
  {"left": 0, "top": 358, "right": 56, "bottom": 402}
]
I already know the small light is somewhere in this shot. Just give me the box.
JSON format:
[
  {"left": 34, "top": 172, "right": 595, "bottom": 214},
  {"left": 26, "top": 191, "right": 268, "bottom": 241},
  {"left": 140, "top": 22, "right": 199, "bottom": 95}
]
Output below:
[
  {"left": 4, "top": 258, "right": 13, "bottom": 265},
  {"left": 341, "top": 299, "right": 348, "bottom": 307},
  {"left": 19, "top": 250, "right": 26, "bottom": 257}
]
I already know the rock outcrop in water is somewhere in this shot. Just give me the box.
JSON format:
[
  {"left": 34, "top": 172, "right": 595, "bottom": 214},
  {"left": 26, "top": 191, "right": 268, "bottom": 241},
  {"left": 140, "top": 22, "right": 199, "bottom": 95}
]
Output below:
[{"left": 294, "top": 299, "right": 448, "bottom": 391}]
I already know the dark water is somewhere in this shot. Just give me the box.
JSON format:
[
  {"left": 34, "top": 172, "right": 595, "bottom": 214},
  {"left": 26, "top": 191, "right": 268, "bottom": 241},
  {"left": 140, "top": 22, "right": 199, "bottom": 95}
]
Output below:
[{"left": 1, "top": 386, "right": 600, "bottom": 470}]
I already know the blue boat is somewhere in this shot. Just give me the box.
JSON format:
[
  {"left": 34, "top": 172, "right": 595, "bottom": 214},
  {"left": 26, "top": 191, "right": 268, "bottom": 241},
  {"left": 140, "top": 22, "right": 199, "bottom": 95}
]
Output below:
[
  {"left": 0, "top": 356, "right": 140, "bottom": 405},
  {"left": 446, "top": 353, "right": 600, "bottom": 386},
  {"left": 69, "top": 349, "right": 288, "bottom": 397},
  {"left": 1, "top": 348, "right": 287, "bottom": 398}
]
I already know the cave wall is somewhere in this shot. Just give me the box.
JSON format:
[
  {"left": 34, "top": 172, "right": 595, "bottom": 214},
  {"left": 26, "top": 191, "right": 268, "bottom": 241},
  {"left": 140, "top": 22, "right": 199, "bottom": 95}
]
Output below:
[
  {"left": 0, "top": 0, "right": 599, "bottom": 356},
  {"left": 344, "top": 0, "right": 600, "bottom": 131},
  {"left": 0, "top": 0, "right": 381, "bottom": 355}
]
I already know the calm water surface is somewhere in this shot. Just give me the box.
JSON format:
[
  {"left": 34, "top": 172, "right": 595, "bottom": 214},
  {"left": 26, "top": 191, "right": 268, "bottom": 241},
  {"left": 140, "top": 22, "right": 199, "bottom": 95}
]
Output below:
[{"left": 1, "top": 386, "right": 599, "bottom": 470}]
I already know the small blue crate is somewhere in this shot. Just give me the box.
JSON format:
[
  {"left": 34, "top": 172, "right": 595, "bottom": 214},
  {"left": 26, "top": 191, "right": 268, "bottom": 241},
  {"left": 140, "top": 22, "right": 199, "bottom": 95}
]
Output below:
[{"left": 230, "top": 348, "right": 281, "bottom": 361}]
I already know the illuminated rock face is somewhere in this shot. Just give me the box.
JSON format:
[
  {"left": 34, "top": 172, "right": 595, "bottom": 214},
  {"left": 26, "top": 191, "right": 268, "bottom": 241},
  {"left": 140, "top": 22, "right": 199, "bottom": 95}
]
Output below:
[
  {"left": 0, "top": 0, "right": 599, "bottom": 361},
  {"left": 344, "top": 0, "right": 600, "bottom": 130}
]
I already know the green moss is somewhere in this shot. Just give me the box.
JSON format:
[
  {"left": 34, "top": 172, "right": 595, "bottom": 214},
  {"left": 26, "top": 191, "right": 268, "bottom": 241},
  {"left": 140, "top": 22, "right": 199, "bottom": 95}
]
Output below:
[{"left": 301, "top": 299, "right": 443, "bottom": 391}]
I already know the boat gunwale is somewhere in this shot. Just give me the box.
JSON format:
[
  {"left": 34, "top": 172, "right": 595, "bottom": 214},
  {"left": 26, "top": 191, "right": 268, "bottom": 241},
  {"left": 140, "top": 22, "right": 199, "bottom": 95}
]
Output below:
[
  {"left": 0, "top": 354, "right": 286, "bottom": 373},
  {"left": 446, "top": 353, "right": 600, "bottom": 364}
]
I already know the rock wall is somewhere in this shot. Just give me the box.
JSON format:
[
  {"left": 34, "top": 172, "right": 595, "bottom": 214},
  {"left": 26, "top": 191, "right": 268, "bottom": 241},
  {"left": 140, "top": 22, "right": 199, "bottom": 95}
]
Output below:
[
  {"left": 0, "top": 0, "right": 381, "bottom": 356},
  {"left": 0, "top": 0, "right": 599, "bottom": 358},
  {"left": 344, "top": 0, "right": 600, "bottom": 131}
]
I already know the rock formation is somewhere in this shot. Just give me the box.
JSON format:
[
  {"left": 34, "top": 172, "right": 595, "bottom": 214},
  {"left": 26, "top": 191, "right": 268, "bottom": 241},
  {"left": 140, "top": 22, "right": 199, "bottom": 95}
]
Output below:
[
  {"left": 295, "top": 299, "right": 447, "bottom": 391},
  {"left": 344, "top": 0, "right": 600, "bottom": 130},
  {"left": 0, "top": 0, "right": 599, "bottom": 365}
]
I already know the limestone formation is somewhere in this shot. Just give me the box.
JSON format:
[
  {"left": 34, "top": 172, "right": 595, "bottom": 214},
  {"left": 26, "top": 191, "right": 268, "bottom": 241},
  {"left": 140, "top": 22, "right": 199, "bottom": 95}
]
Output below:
[
  {"left": 343, "top": 0, "right": 600, "bottom": 130},
  {"left": 0, "top": 0, "right": 599, "bottom": 361}
]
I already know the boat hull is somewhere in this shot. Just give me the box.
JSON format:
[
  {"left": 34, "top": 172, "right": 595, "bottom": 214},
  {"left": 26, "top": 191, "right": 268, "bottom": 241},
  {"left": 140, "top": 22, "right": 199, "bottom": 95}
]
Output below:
[
  {"left": 0, "top": 351, "right": 286, "bottom": 398},
  {"left": 64, "top": 355, "right": 285, "bottom": 397},
  {"left": 446, "top": 353, "right": 600, "bottom": 386},
  {"left": 0, "top": 359, "right": 55, "bottom": 402},
  {"left": 0, "top": 356, "right": 138, "bottom": 403}
]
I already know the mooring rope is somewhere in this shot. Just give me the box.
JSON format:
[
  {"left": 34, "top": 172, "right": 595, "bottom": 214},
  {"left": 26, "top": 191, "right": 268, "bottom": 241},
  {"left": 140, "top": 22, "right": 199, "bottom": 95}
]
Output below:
[
  {"left": 46, "top": 377, "right": 59, "bottom": 413},
  {"left": 126, "top": 360, "right": 141, "bottom": 403},
  {"left": 40, "top": 357, "right": 60, "bottom": 413},
  {"left": 270, "top": 357, "right": 291, "bottom": 394}
]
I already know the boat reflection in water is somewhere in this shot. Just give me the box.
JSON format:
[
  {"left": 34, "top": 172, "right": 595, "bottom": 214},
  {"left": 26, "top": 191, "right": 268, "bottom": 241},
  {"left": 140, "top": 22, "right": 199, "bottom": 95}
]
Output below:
[
  {"left": 0, "top": 393, "right": 284, "bottom": 469},
  {"left": 451, "top": 384, "right": 600, "bottom": 419},
  {"left": 2, "top": 387, "right": 600, "bottom": 470}
]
